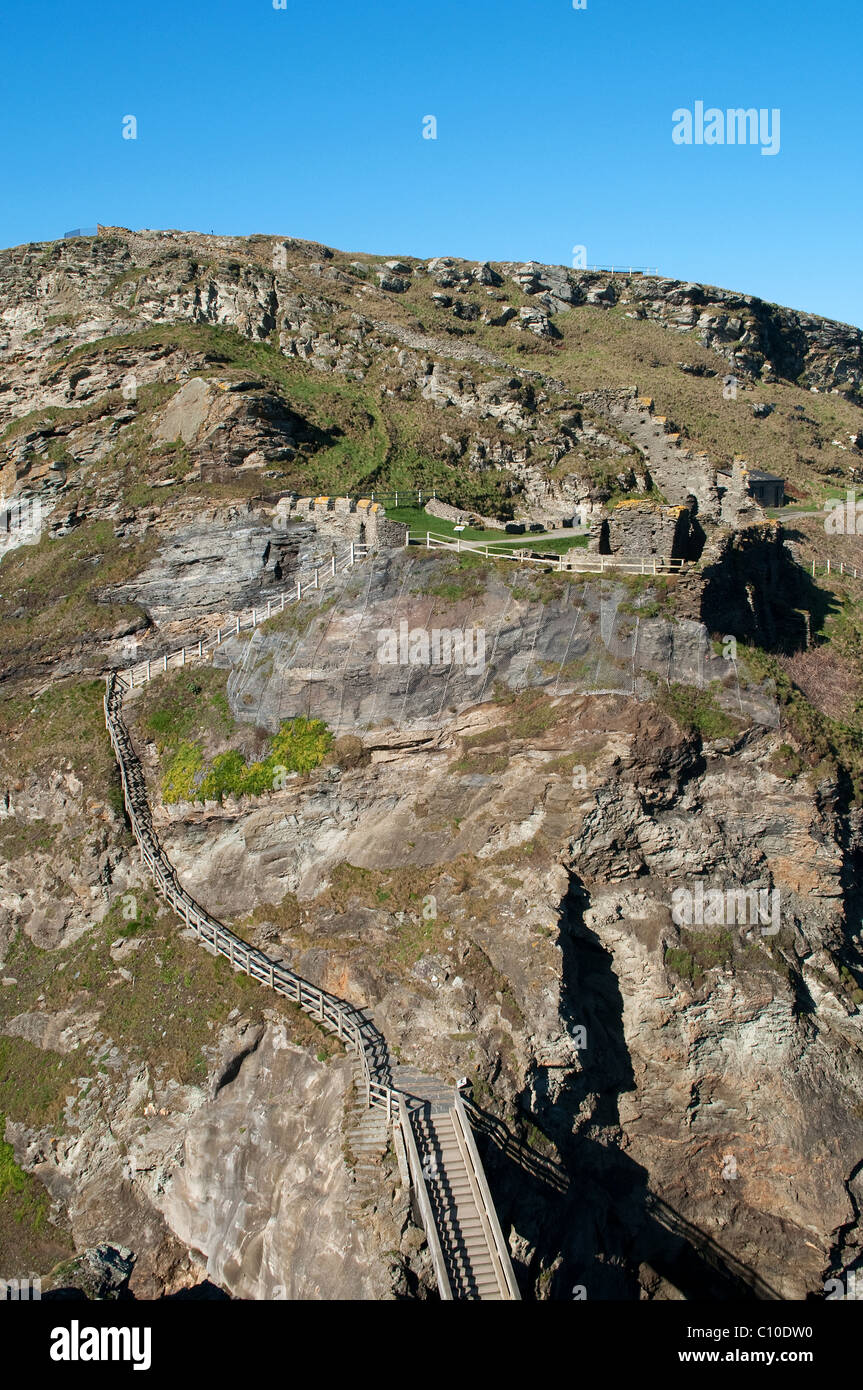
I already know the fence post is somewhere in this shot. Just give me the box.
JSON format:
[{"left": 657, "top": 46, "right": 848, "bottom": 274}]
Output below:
[
  {"left": 146, "top": 660, "right": 151, "bottom": 681},
  {"left": 314, "top": 568, "right": 319, "bottom": 588},
  {"left": 181, "top": 647, "right": 185, "bottom": 666},
  {"left": 812, "top": 560, "right": 816, "bottom": 576},
  {"left": 426, "top": 531, "right": 430, "bottom": 549},
  {"left": 456, "top": 535, "right": 460, "bottom": 553},
  {"left": 198, "top": 639, "right": 203, "bottom": 657},
  {"left": 827, "top": 558, "right": 831, "bottom": 574},
  {"left": 296, "top": 579, "right": 301, "bottom": 600},
  {"left": 331, "top": 554, "right": 336, "bottom": 576},
  {"left": 350, "top": 541, "right": 355, "bottom": 565}
]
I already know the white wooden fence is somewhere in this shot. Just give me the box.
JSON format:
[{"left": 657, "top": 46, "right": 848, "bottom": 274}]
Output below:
[
  {"left": 808, "top": 556, "right": 863, "bottom": 580},
  {"left": 406, "top": 530, "right": 691, "bottom": 575},
  {"left": 119, "top": 542, "right": 369, "bottom": 690}
]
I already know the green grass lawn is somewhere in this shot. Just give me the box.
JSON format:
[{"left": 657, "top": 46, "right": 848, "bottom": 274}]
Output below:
[
  {"left": 521, "top": 536, "right": 589, "bottom": 555},
  {"left": 385, "top": 505, "right": 512, "bottom": 542},
  {"left": 387, "top": 505, "right": 588, "bottom": 555}
]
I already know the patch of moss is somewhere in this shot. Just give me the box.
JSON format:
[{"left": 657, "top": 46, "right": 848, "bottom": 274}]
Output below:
[
  {"left": 0, "top": 1123, "right": 49, "bottom": 1232},
  {"left": 136, "top": 669, "right": 234, "bottom": 751},
  {"left": 767, "top": 742, "right": 804, "bottom": 780},
  {"left": 259, "top": 592, "right": 337, "bottom": 636},
  {"left": 0, "top": 1115, "right": 72, "bottom": 1277},
  {"left": 0, "top": 1038, "right": 81, "bottom": 1131},
  {"left": 0, "top": 521, "right": 154, "bottom": 675},
  {"left": 0, "top": 679, "right": 126, "bottom": 833},
  {"left": 318, "top": 863, "right": 439, "bottom": 916},
  {"left": 665, "top": 928, "right": 735, "bottom": 986},
  {"left": 491, "top": 684, "right": 561, "bottom": 738},
  {"left": 657, "top": 682, "right": 741, "bottom": 740},
  {"left": 742, "top": 646, "right": 863, "bottom": 802},
  {"left": 453, "top": 750, "right": 510, "bottom": 775},
  {"left": 459, "top": 725, "right": 509, "bottom": 751},
  {"left": 413, "top": 551, "right": 493, "bottom": 601}
]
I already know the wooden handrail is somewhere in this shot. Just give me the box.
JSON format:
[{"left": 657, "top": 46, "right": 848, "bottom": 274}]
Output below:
[
  {"left": 398, "top": 1097, "right": 453, "bottom": 1301},
  {"left": 448, "top": 1104, "right": 510, "bottom": 1298},
  {"left": 104, "top": 676, "right": 397, "bottom": 1120},
  {"left": 452, "top": 1092, "right": 521, "bottom": 1300}
]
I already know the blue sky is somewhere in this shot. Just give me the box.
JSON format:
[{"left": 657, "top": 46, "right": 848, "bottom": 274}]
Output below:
[{"left": 2, "top": 0, "right": 861, "bottom": 326}]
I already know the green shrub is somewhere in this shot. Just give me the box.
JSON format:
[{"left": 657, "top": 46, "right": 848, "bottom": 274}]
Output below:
[
  {"left": 161, "top": 718, "right": 333, "bottom": 803},
  {"left": 270, "top": 718, "right": 333, "bottom": 774},
  {"left": 199, "top": 749, "right": 249, "bottom": 801},
  {"left": 161, "top": 741, "right": 204, "bottom": 802},
  {"left": 768, "top": 743, "right": 804, "bottom": 779},
  {"left": 665, "top": 947, "right": 700, "bottom": 983}
]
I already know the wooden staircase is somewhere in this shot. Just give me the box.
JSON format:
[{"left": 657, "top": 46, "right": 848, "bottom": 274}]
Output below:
[
  {"left": 103, "top": 544, "right": 520, "bottom": 1301},
  {"left": 345, "top": 1062, "right": 390, "bottom": 1220},
  {"left": 410, "top": 1104, "right": 518, "bottom": 1300}
]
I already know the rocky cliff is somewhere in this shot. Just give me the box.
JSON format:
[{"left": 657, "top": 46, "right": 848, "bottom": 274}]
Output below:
[
  {"left": 2, "top": 228, "right": 863, "bottom": 1301},
  {"left": 2, "top": 227, "right": 861, "bottom": 530}
]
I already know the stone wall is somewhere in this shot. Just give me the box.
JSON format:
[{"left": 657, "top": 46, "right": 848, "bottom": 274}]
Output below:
[
  {"left": 700, "top": 519, "right": 807, "bottom": 649},
  {"left": 274, "top": 494, "right": 408, "bottom": 547},
  {"left": 376, "top": 516, "right": 411, "bottom": 546},
  {"left": 424, "top": 498, "right": 506, "bottom": 531},
  {"left": 594, "top": 501, "right": 693, "bottom": 558},
  {"left": 579, "top": 388, "right": 721, "bottom": 521},
  {"left": 716, "top": 460, "right": 772, "bottom": 528}
]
